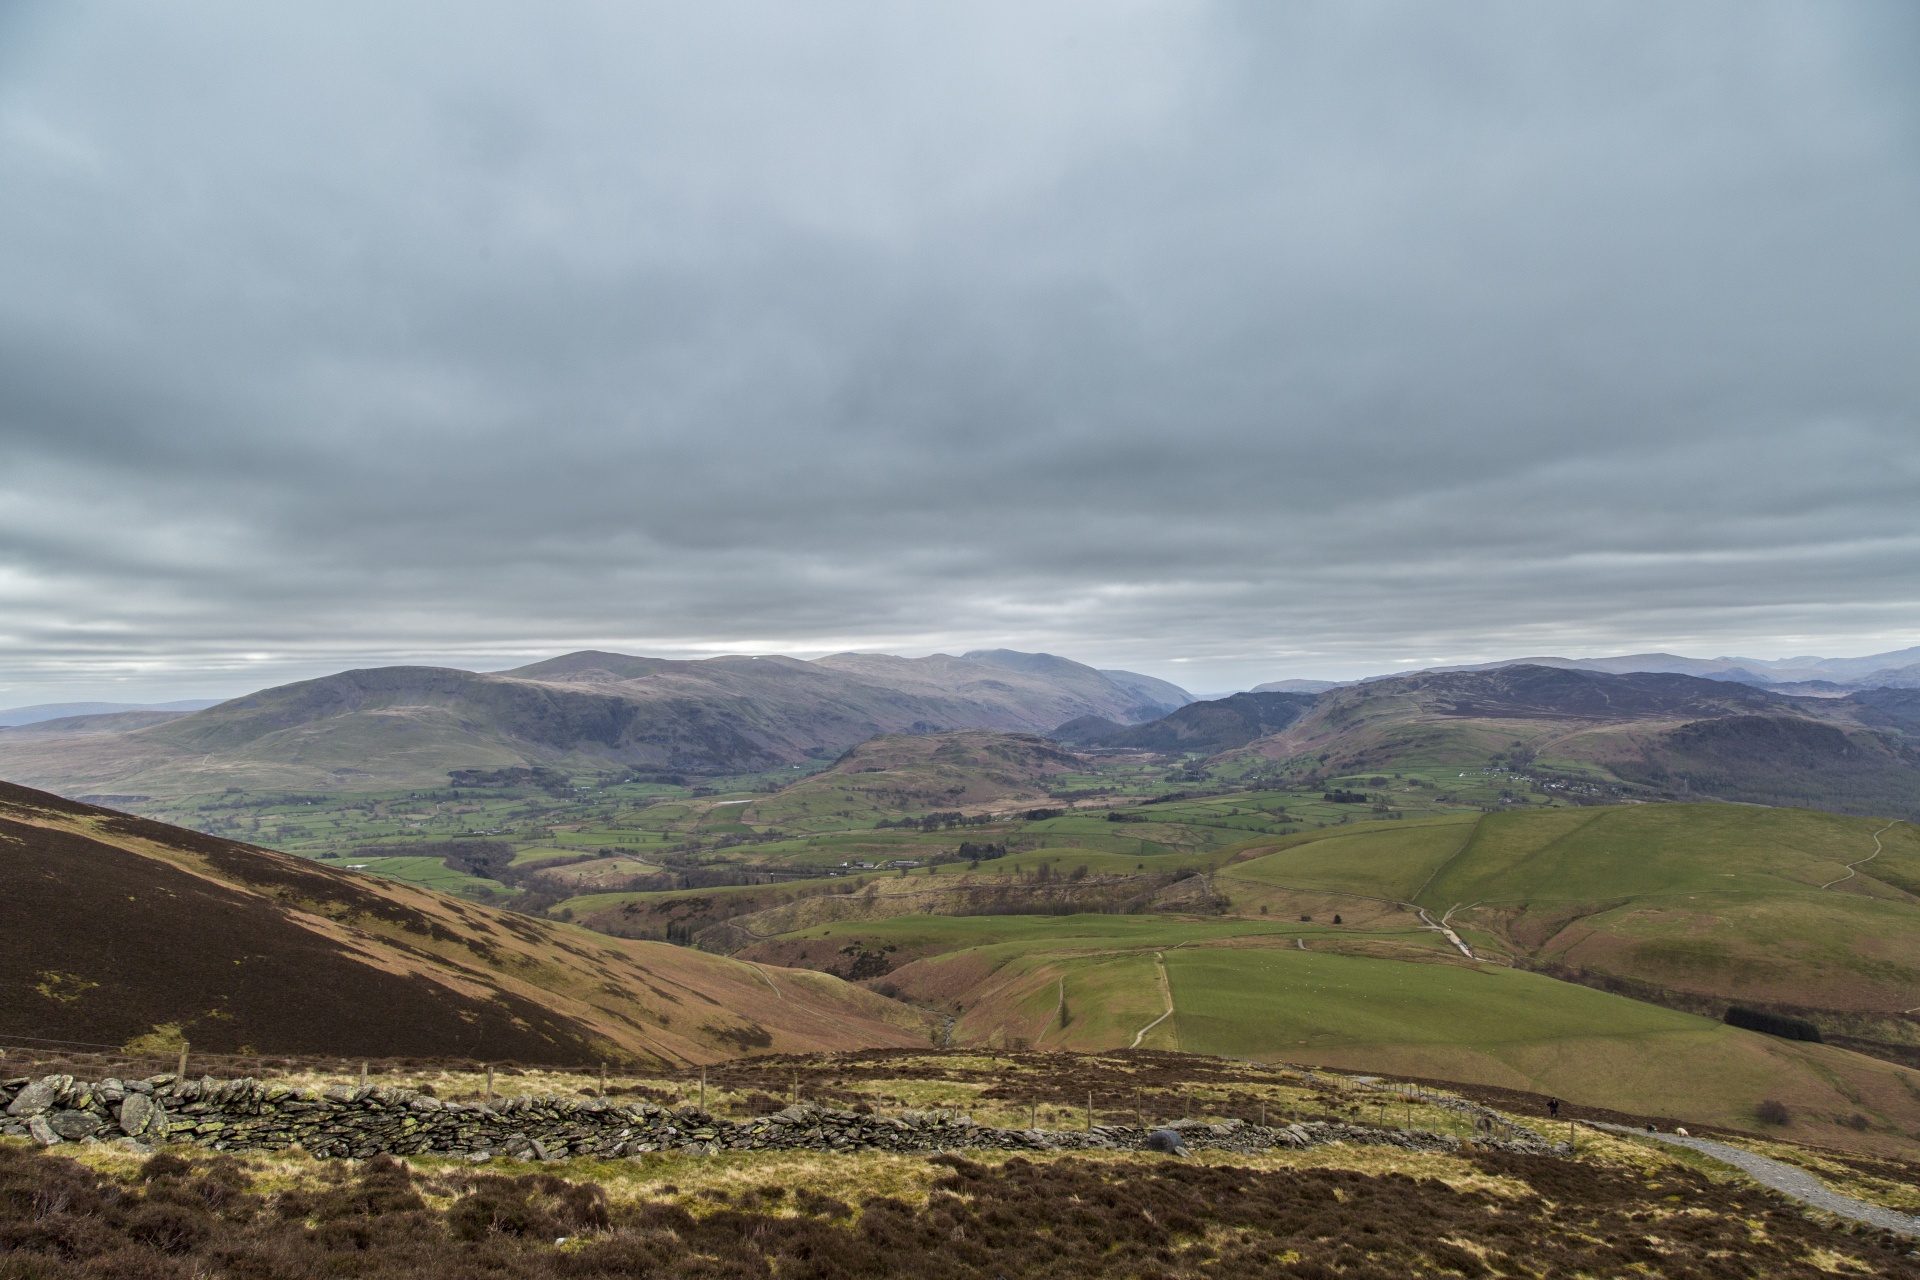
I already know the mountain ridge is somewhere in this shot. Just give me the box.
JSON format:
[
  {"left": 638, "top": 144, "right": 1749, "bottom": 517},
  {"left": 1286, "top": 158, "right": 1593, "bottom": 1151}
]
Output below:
[{"left": 0, "top": 649, "right": 1190, "bottom": 797}]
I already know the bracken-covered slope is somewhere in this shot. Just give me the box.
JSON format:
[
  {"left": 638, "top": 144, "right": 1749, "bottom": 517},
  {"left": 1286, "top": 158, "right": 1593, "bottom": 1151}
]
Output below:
[
  {"left": 0, "top": 780, "right": 928, "bottom": 1065},
  {"left": 0, "top": 650, "right": 1189, "bottom": 796}
]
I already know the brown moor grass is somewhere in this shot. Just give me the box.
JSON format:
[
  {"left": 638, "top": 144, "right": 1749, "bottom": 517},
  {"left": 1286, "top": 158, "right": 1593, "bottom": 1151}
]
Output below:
[{"left": 3, "top": 1140, "right": 1917, "bottom": 1279}]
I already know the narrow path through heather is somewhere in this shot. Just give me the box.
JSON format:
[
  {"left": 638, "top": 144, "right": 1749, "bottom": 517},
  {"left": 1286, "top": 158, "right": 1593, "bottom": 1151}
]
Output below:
[{"left": 1594, "top": 1123, "right": 1920, "bottom": 1238}]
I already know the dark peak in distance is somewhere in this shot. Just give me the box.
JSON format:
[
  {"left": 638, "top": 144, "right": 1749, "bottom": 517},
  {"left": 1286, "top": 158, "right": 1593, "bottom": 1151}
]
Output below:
[
  {"left": 1063, "top": 691, "right": 1319, "bottom": 753},
  {"left": 1047, "top": 715, "right": 1127, "bottom": 743}
]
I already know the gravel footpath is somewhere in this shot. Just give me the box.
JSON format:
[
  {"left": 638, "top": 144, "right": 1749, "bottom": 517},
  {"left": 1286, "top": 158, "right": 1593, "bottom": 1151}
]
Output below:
[{"left": 1594, "top": 1123, "right": 1920, "bottom": 1238}]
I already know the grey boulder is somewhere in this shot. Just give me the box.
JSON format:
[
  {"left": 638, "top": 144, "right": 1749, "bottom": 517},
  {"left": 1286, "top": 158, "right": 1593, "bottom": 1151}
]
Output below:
[
  {"left": 47, "top": 1111, "right": 104, "bottom": 1141},
  {"left": 1145, "top": 1128, "right": 1188, "bottom": 1156},
  {"left": 7, "top": 1076, "right": 66, "bottom": 1118},
  {"left": 119, "top": 1093, "right": 157, "bottom": 1138},
  {"left": 28, "top": 1115, "right": 61, "bottom": 1146}
]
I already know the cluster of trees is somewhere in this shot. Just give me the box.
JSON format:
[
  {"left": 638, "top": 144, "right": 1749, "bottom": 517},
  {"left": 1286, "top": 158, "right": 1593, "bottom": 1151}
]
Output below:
[
  {"left": 446, "top": 766, "right": 576, "bottom": 797},
  {"left": 874, "top": 811, "right": 996, "bottom": 831},
  {"left": 1725, "top": 1006, "right": 1824, "bottom": 1042}
]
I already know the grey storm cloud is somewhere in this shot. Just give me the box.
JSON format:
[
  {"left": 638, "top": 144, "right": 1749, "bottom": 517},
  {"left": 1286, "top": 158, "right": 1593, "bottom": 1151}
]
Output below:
[{"left": 0, "top": 0, "right": 1917, "bottom": 700}]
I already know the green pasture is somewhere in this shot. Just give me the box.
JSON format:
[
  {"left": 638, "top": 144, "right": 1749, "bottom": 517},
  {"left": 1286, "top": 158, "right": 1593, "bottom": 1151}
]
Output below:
[
  {"left": 510, "top": 846, "right": 585, "bottom": 866},
  {"left": 1153, "top": 945, "right": 1920, "bottom": 1135},
  {"left": 1206, "top": 803, "right": 1920, "bottom": 1023},
  {"left": 1221, "top": 816, "right": 1478, "bottom": 901},
  {"left": 1422, "top": 804, "right": 1920, "bottom": 907},
  {"left": 335, "top": 856, "right": 509, "bottom": 896},
  {"left": 778, "top": 912, "right": 1345, "bottom": 955},
  {"left": 1164, "top": 947, "right": 1700, "bottom": 1056}
]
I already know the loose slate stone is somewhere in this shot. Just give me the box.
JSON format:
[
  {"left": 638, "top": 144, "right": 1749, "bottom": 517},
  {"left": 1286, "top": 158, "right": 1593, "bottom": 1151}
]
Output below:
[
  {"left": 118, "top": 1093, "right": 154, "bottom": 1136},
  {"left": 48, "top": 1110, "right": 104, "bottom": 1141},
  {"left": 7, "top": 1077, "right": 65, "bottom": 1117}
]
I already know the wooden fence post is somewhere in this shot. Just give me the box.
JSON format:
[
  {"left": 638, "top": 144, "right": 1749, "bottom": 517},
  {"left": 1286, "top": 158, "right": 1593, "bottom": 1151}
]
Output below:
[
  {"left": 485, "top": 1064, "right": 494, "bottom": 1107},
  {"left": 177, "top": 1043, "right": 189, "bottom": 1080},
  {"left": 700, "top": 1066, "right": 707, "bottom": 1111}
]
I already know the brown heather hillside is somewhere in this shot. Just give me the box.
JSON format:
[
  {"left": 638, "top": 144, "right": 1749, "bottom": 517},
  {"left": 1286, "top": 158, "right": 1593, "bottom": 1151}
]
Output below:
[{"left": 0, "top": 781, "right": 929, "bottom": 1065}]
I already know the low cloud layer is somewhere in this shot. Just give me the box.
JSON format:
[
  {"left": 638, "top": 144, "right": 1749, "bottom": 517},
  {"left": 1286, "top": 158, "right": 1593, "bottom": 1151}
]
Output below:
[{"left": 1, "top": 1, "right": 1916, "bottom": 700}]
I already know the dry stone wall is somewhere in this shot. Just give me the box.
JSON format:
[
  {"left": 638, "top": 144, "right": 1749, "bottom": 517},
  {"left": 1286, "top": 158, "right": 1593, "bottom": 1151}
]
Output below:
[{"left": 1, "top": 1074, "right": 1569, "bottom": 1162}]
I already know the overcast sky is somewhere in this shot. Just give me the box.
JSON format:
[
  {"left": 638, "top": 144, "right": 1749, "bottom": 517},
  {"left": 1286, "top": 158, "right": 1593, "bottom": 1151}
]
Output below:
[{"left": 1, "top": 1, "right": 1917, "bottom": 703}]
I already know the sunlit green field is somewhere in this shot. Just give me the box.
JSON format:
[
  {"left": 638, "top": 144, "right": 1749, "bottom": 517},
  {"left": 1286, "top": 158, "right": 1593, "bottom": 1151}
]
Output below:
[{"left": 333, "top": 855, "right": 510, "bottom": 896}]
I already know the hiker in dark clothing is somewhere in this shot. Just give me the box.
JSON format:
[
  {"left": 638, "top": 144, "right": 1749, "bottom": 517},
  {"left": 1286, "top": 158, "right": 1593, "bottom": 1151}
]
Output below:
[{"left": 1547, "top": 1098, "right": 1560, "bottom": 1119}]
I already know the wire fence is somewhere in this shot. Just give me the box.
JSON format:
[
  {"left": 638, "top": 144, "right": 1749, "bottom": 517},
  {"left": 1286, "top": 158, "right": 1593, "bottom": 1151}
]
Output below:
[{"left": 0, "top": 1034, "right": 501, "bottom": 1083}]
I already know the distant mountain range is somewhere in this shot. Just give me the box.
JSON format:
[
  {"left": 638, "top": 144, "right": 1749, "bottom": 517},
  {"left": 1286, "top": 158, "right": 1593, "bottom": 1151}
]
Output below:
[
  {"left": 0, "top": 699, "right": 220, "bottom": 728},
  {"left": 7, "top": 641, "right": 1920, "bottom": 819},
  {"left": 1249, "top": 666, "right": 1920, "bottom": 819},
  {"left": 0, "top": 649, "right": 1191, "bottom": 796},
  {"left": 1061, "top": 663, "right": 1920, "bottom": 820},
  {"left": 1253, "top": 645, "right": 1920, "bottom": 695}
]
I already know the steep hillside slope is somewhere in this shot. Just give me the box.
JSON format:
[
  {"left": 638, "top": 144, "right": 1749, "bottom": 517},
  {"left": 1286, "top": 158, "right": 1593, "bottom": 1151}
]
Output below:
[
  {"left": 0, "top": 780, "right": 926, "bottom": 1065},
  {"left": 0, "top": 650, "right": 1190, "bottom": 796}
]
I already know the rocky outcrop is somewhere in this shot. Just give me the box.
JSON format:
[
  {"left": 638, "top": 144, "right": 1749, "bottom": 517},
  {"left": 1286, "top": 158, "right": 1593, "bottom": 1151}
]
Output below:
[{"left": 0, "top": 1074, "right": 1568, "bottom": 1162}]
